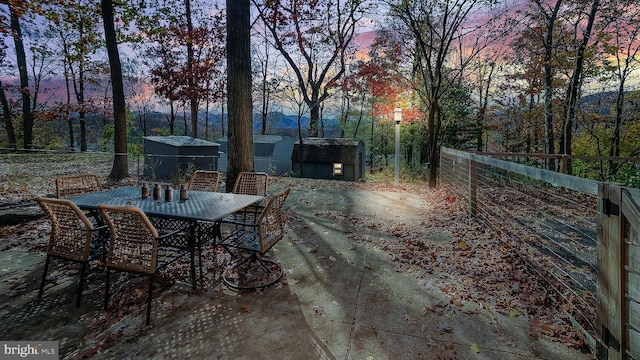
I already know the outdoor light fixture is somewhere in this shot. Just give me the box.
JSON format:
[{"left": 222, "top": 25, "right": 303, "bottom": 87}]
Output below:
[
  {"left": 394, "top": 107, "right": 402, "bottom": 186},
  {"left": 394, "top": 107, "right": 403, "bottom": 125},
  {"left": 333, "top": 163, "right": 343, "bottom": 176}
]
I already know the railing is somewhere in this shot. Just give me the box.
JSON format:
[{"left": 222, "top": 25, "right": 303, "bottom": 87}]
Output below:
[
  {"left": 439, "top": 148, "right": 600, "bottom": 350},
  {"left": 440, "top": 147, "right": 640, "bottom": 359}
]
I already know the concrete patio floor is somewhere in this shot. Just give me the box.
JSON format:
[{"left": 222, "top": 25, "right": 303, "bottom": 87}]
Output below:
[{"left": 0, "top": 180, "right": 594, "bottom": 359}]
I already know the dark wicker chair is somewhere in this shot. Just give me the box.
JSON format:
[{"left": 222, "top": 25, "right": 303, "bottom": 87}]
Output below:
[
  {"left": 36, "top": 197, "right": 108, "bottom": 307},
  {"left": 222, "top": 172, "right": 270, "bottom": 227},
  {"left": 98, "top": 204, "right": 186, "bottom": 325},
  {"left": 232, "top": 172, "right": 269, "bottom": 198},
  {"left": 219, "top": 188, "right": 290, "bottom": 290},
  {"left": 187, "top": 170, "right": 222, "bottom": 192},
  {"left": 56, "top": 174, "right": 102, "bottom": 199}
]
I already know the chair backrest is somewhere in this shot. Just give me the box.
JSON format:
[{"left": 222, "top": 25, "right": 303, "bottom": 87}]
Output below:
[
  {"left": 188, "top": 170, "right": 221, "bottom": 192},
  {"left": 98, "top": 204, "right": 158, "bottom": 274},
  {"left": 232, "top": 172, "right": 269, "bottom": 197},
  {"left": 257, "top": 188, "right": 290, "bottom": 253},
  {"left": 56, "top": 174, "right": 102, "bottom": 199},
  {"left": 37, "top": 197, "right": 94, "bottom": 261}
]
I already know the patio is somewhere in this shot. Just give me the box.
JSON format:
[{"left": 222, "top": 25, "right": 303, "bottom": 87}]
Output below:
[{"left": 0, "top": 178, "right": 593, "bottom": 359}]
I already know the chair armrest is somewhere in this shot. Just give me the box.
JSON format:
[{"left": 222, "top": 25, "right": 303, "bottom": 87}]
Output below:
[{"left": 219, "top": 228, "right": 261, "bottom": 252}]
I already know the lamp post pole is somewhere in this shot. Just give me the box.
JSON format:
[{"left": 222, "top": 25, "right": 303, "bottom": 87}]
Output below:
[{"left": 394, "top": 107, "right": 402, "bottom": 186}]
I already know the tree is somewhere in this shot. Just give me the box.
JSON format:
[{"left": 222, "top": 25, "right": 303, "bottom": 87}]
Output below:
[
  {"left": 184, "top": 0, "right": 197, "bottom": 137},
  {"left": 253, "top": 0, "right": 367, "bottom": 137},
  {"left": 45, "top": 0, "right": 103, "bottom": 152},
  {"left": 559, "top": 0, "right": 601, "bottom": 174},
  {"left": 101, "top": 0, "right": 128, "bottom": 181},
  {"left": 469, "top": 51, "right": 499, "bottom": 152},
  {"left": 356, "top": 31, "right": 409, "bottom": 170},
  {"left": 0, "top": 37, "right": 17, "bottom": 149},
  {"left": 147, "top": 41, "right": 181, "bottom": 134},
  {"left": 4, "top": 0, "right": 33, "bottom": 149},
  {"left": 337, "top": 61, "right": 372, "bottom": 139},
  {"left": 123, "top": 58, "right": 156, "bottom": 137},
  {"left": 138, "top": 0, "right": 225, "bottom": 138},
  {"left": 280, "top": 67, "right": 309, "bottom": 176},
  {"left": 530, "top": 0, "right": 564, "bottom": 170},
  {"left": 388, "top": 0, "right": 497, "bottom": 187},
  {"left": 0, "top": 78, "right": 17, "bottom": 149},
  {"left": 225, "top": 0, "right": 254, "bottom": 190},
  {"left": 602, "top": 0, "right": 640, "bottom": 176},
  {"left": 253, "top": 23, "right": 283, "bottom": 136},
  {"left": 505, "top": 18, "right": 559, "bottom": 155}
]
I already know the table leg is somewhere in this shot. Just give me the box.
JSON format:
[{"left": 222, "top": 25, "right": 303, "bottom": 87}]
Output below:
[{"left": 189, "top": 222, "right": 197, "bottom": 289}]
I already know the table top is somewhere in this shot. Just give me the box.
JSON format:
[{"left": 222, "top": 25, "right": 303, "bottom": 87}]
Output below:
[{"left": 66, "top": 186, "right": 264, "bottom": 222}]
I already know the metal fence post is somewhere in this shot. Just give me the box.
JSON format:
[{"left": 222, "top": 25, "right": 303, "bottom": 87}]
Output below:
[{"left": 469, "top": 156, "right": 477, "bottom": 217}]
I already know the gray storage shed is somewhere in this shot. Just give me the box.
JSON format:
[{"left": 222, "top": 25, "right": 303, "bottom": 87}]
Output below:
[
  {"left": 217, "top": 135, "right": 294, "bottom": 175},
  {"left": 291, "top": 138, "right": 365, "bottom": 181},
  {"left": 143, "top": 136, "right": 220, "bottom": 179}
]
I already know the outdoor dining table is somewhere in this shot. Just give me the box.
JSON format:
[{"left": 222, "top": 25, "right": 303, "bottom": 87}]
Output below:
[{"left": 65, "top": 186, "right": 265, "bottom": 287}]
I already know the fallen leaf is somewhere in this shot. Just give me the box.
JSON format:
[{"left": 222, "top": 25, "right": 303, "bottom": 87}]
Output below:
[
  {"left": 437, "top": 343, "right": 457, "bottom": 360},
  {"left": 312, "top": 305, "right": 327, "bottom": 316},
  {"left": 437, "top": 321, "right": 453, "bottom": 334}
]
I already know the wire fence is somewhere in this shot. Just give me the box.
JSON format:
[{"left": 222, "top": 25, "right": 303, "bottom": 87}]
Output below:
[{"left": 439, "top": 148, "right": 599, "bottom": 343}]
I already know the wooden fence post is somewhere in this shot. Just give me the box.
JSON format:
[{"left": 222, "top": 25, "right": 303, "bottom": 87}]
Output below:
[{"left": 597, "top": 183, "right": 622, "bottom": 360}]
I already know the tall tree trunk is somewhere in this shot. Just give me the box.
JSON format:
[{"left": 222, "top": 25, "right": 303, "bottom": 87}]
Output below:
[
  {"left": 476, "top": 62, "right": 495, "bottom": 152},
  {"left": 169, "top": 101, "right": 175, "bottom": 134},
  {"left": 183, "top": 107, "right": 187, "bottom": 134},
  {"left": 560, "top": 0, "right": 599, "bottom": 175},
  {"left": 221, "top": 101, "right": 225, "bottom": 137},
  {"left": 339, "top": 93, "right": 349, "bottom": 138},
  {"left": 427, "top": 99, "right": 440, "bottom": 187},
  {"left": 205, "top": 97, "right": 210, "bottom": 140},
  {"left": 101, "top": 0, "right": 128, "bottom": 181},
  {"left": 260, "top": 38, "right": 269, "bottom": 136},
  {"left": 537, "top": 0, "right": 563, "bottom": 171},
  {"left": 63, "top": 60, "right": 74, "bottom": 150},
  {"left": 543, "top": 28, "right": 556, "bottom": 171},
  {"left": 0, "top": 80, "right": 17, "bottom": 150},
  {"left": 77, "top": 64, "right": 87, "bottom": 151},
  {"left": 353, "top": 92, "right": 365, "bottom": 138},
  {"left": 609, "top": 78, "right": 625, "bottom": 176},
  {"left": 9, "top": 4, "right": 32, "bottom": 149},
  {"left": 309, "top": 100, "right": 320, "bottom": 137},
  {"left": 225, "top": 0, "right": 254, "bottom": 191},
  {"left": 185, "top": 0, "right": 198, "bottom": 138}
]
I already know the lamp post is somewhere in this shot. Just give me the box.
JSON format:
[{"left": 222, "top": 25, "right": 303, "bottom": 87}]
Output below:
[{"left": 393, "top": 107, "right": 402, "bottom": 186}]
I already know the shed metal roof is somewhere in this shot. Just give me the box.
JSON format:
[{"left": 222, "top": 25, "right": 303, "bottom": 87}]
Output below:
[
  {"left": 292, "top": 138, "right": 363, "bottom": 163},
  {"left": 294, "top": 138, "right": 361, "bottom": 146}
]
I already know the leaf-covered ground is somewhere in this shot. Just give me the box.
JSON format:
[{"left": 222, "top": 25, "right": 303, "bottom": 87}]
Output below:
[
  {"left": 0, "top": 165, "right": 592, "bottom": 356},
  {"left": 292, "top": 179, "right": 591, "bottom": 352}
]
